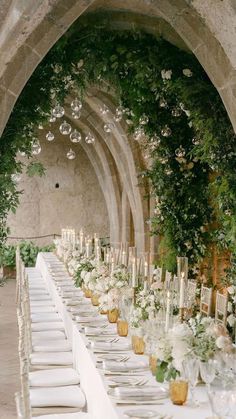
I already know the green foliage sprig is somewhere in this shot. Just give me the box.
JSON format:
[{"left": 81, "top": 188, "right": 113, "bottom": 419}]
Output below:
[
  {"left": 0, "top": 241, "right": 54, "bottom": 269},
  {"left": 0, "top": 12, "right": 236, "bottom": 273}
]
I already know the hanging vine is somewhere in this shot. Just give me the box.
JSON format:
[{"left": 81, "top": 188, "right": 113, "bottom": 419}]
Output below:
[{"left": 0, "top": 12, "right": 235, "bottom": 277}]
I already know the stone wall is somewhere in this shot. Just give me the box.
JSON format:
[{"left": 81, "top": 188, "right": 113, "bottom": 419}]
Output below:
[{"left": 7, "top": 130, "right": 109, "bottom": 245}]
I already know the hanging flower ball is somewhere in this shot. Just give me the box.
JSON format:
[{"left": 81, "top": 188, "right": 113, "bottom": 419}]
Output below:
[
  {"left": 71, "top": 98, "right": 82, "bottom": 112},
  {"left": 46, "top": 131, "right": 55, "bottom": 141},
  {"left": 139, "top": 115, "right": 149, "bottom": 125},
  {"left": 161, "top": 69, "right": 172, "bottom": 80},
  {"left": 192, "top": 137, "right": 200, "bottom": 145},
  {"left": 133, "top": 127, "right": 145, "bottom": 141},
  {"left": 52, "top": 104, "right": 65, "bottom": 118},
  {"left": 49, "top": 114, "right": 56, "bottom": 123},
  {"left": 104, "top": 122, "right": 115, "bottom": 133},
  {"left": 99, "top": 104, "right": 110, "bottom": 115},
  {"left": 85, "top": 132, "right": 95, "bottom": 144},
  {"left": 70, "top": 129, "right": 82, "bottom": 143},
  {"left": 171, "top": 107, "right": 181, "bottom": 117},
  {"left": 31, "top": 140, "right": 41, "bottom": 155},
  {"left": 66, "top": 149, "right": 76, "bottom": 160},
  {"left": 159, "top": 98, "right": 168, "bottom": 108},
  {"left": 59, "top": 120, "right": 72, "bottom": 135},
  {"left": 175, "top": 146, "right": 186, "bottom": 158},
  {"left": 71, "top": 111, "right": 81, "bottom": 119},
  {"left": 161, "top": 125, "right": 172, "bottom": 137}
]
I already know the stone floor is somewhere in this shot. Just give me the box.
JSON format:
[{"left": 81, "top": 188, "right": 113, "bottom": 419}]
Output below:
[{"left": 0, "top": 278, "right": 19, "bottom": 419}]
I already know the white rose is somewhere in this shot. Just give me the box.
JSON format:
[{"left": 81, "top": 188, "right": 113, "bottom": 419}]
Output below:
[
  {"left": 161, "top": 69, "right": 172, "bottom": 80},
  {"left": 183, "top": 68, "right": 193, "bottom": 77}
]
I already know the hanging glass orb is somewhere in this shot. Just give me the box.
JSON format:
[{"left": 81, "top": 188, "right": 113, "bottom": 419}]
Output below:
[
  {"left": 31, "top": 140, "right": 41, "bottom": 155},
  {"left": 59, "top": 120, "right": 72, "bottom": 135},
  {"left": 85, "top": 132, "right": 95, "bottom": 144},
  {"left": 38, "top": 123, "right": 44, "bottom": 130},
  {"left": 99, "top": 104, "right": 110, "bottom": 115},
  {"left": 133, "top": 127, "right": 145, "bottom": 141},
  {"left": 175, "top": 145, "right": 186, "bottom": 158},
  {"left": 70, "top": 129, "right": 82, "bottom": 143},
  {"left": 161, "top": 125, "right": 172, "bottom": 137},
  {"left": 71, "top": 98, "right": 82, "bottom": 112},
  {"left": 171, "top": 107, "right": 182, "bottom": 117},
  {"left": 225, "top": 209, "right": 232, "bottom": 216},
  {"left": 11, "top": 173, "right": 21, "bottom": 183},
  {"left": 52, "top": 104, "right": 65, "bottom": 118},
  {"left": 103, "top": 122, "right": 114, "bottom": 133},
  {"left": 66, "top": 148, "right": 76, "bottom": 160},
  {"left": 139, "top": 115, "right": 149, "bottom": 125},
  {"left": 192, "top": 137, "right": 200, "bottom": 145},
  {"left": 71, "top": 111, "right": 81, "bottom": 120},
  {"left": 46, "top": 131, "right": 55, "bottom": 141},
  {"left": 49, "top": 114, "right": 56, "bottom": 123},
  {"left": 159, "top": 98, "right": 168, "bottom": 108}
]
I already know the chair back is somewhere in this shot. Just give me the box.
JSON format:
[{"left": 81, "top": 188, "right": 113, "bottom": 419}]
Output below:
[
  {"left": 200, "top": 285, "right": 212, "bottom": 316},
  {"left": 215, "top": 291, "right": 228, "bottom": 325}
]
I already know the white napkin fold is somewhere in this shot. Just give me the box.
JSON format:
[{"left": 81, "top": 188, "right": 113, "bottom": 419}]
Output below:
[
  {"left": 91, "top": 341, "right": 131, "bottom": 351},
  {"left": 85, "top": 324, "right": 117, "bottom": 335},
  {"left": 113, "top": 385, "right": 167, "bottom": 399},
  {"left": 76, "top": 316, "right": 104, "bottom": 323},
  {"left": 103, "top": 359, "right": 148, "bottom": 372}
]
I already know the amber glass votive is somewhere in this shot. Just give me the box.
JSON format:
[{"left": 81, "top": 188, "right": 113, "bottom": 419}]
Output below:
[
  {"left": 107, "top": 308, "right": 119, "bottom": 323},
  {"left": 84, "top": 288, "right": 92, "bottom": 298},
  {"left": 91, "top": 294, "right": 100, "bottom": 306},
  {"left": 169, "top": 380, "right": 188, "bottom": 405},
  {"left": 132, "top": 335, "right": 145, "bottom": 355},
  {"left": 149, "top": 354, "right": 158, "bottom": 375},
  {"left": 99, "top": 308, "right": 108, "bottom": 315},
  {"left": 117, "top": 319, "right": 128, "bottom": 337}
]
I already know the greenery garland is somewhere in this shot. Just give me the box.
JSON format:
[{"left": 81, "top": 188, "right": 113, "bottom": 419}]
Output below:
[{"left": 1, "top": 12, "right": 236, "bottom": 276}]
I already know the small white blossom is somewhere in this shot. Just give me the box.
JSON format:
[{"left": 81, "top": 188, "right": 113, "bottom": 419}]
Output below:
[
  {"left": 183, "top": 68, "right": 193, "bottom": 77},
  {"left": 161, "top": 69, "right": 172, "bottom": 80}
]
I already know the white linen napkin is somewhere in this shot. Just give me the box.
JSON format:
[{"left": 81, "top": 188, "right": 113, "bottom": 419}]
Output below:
[
  {"left": 91, "top": 341, "right": 131, "bottom": 351},
  {"left": 103, "top": 359, "right": 149, "bottom": 372},
  {"left": 113, "top": 385, "right": 168, "bottom": 399}
]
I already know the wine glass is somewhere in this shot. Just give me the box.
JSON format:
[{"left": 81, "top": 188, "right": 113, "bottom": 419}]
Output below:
[
  {"left": 182, "top": 356, "right": 199, "bottom": 406},
  {"left": 199, "top": 359, "right": 216, "bottom": 389},
  {"left": 208, "top": 386, "right": 230, "bottom": 418}
]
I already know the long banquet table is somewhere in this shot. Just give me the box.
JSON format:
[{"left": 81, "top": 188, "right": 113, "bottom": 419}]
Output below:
[{"left": 36, "top": 252, "right": 212, "bottom": 419}]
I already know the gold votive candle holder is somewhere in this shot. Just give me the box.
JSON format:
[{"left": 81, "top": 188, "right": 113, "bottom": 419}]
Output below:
[
  {"left": 149, "top": 354, "right": 158, "bottom": 375},
  {"left": 132, "top": 335, "right": 145, "bottom": 355},
  {"left": 117, "top": 319, "right": 128, "bottom": 337},
  {"left": 91, "top": 294, "right": 100, "bottom": 306},
  {"left": 99, "top": 308, "right": 108, "bottom": 315},
  {"left": 169, "top": 380, "right": 188, "bottom": 405},
  {"left": 107, "top": 308, "right": 119, "bottom": 323},
  {"left": 84, "top": 288, "right": 92, "bottom": 298}
]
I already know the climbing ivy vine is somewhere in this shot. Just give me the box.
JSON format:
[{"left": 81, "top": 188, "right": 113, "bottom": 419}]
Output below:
[{"left": 1, "top": 12, "right": 236, "bottom": 275}]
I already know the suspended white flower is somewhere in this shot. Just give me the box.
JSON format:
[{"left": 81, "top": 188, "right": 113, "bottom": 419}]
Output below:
[
  {"left": 161, "top": 69, "right": 172, "bottom": 80},
  {"left": 183, "top": 68, "right": 193, "bottom": 77},
  {"left": 227, "top": 313, "right": 236, "bottom": 327},
  {"left": 227, "top": 301, "right": 233, "bottom": 313},
  {"left": 227, "top": 285, "right": 235, "bottom": 294}
]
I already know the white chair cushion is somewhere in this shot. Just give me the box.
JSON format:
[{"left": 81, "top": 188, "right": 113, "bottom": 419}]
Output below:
[
  {"left": 35, "top": 413, "right": 91, "bottom": 419},
  {"left": 31, "top": 313, "right": 61, "bottom": 323},
  {"left": 31, "top": 306, "right": 57, "bottom": 314},
  {"left": 31, "top": 322, "right": 64, "bottom": 332},
  {"left": 30, "top": 352, "right": 73, "bottom": 366},
  {"left": 30, "top": 295, "right": 52, "bottom": 301},
  {"left": 30, "top": 386, "right": 85, "bottom": 408},
  {"left": 32, "top": 331, "right": 65, "bottom": 341},
  {"left": 31, "top": 300, "right": 54, "bottom": 307},
  {"left": 29, "top": 368, "right": 79, "bottom": 387},
  {"left": 33, "top": 340, "right": 71, "bottom": 352}
]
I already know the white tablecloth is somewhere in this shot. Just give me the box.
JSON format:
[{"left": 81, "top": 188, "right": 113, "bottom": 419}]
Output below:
[{"left": 36, "top": 253, "right": 212, "bottom": 419}]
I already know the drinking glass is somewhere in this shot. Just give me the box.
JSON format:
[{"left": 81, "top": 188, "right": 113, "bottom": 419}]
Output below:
[
  {"left": 200, "top": 360, "right": 216, "bottom": 389},
  {"left": 182, "top": 356, "right": 199, "bottom": 406},
  {"left": 208, "top": 386, "right": 230, "bottom": 418}
]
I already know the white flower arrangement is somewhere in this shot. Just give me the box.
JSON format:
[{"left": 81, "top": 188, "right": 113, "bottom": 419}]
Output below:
[
  {"left": 97, "top": 266, "right": 131, "bottom": 310},
  {"left": 226, "top": 285, "right": 236, "bottom": 329},
  {"left": 130, "top": 289, "right": 162, "bottom": 328}
]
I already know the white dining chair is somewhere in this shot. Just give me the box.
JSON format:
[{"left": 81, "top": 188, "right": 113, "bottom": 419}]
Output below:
[
  {"left": 215, "top": 291, "right": 228, "bottom": 325},
  {"left": 200, "top": 285, "right": 212, "bottom": 316}
]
